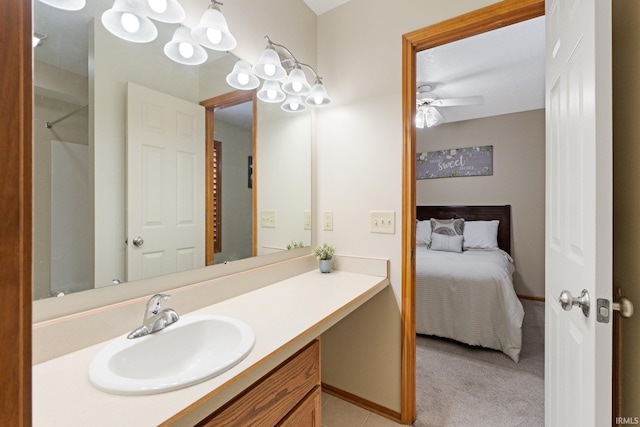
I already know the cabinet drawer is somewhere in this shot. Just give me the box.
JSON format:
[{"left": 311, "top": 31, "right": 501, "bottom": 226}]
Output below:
[
  {"left": 199, "top": 340, "right": 320, "bottom": 426},
  {"left": 277, "top": 386, "right": 321, "bottom": 427}
]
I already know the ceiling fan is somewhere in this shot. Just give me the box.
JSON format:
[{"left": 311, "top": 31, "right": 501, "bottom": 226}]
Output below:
[{"left": 415, "top": 84, "right": 483, "bottom": 128}]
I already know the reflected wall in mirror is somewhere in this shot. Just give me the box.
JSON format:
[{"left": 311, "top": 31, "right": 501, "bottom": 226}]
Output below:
[{"left": 33, "top": 0, "right": 312, "bottom": 300}]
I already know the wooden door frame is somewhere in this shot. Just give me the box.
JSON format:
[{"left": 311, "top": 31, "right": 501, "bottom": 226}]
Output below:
[
  {"left": 201, "top": 90, "right": 257, "bottom": 264},
  {"left": 400, "top": 0, "right": 545, "bottom": 423},
  {"left": 1, "top": 0, "right": 32, "bottom": 425}
]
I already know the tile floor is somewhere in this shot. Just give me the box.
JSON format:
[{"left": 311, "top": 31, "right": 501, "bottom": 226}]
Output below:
[{"left": 321, "top": 392, "right": 405, "bottom": 427}]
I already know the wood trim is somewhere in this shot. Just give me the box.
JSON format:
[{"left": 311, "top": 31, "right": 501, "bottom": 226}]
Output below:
[
  {"left": 519, "top": 294, "right": 546, "bottom": 302},
  {"left": 0, "top": 0, "right": 33, "bottom": 425},
  {"left": 400, "top": 1, "right": 545, "bottom": 424},
  {"left": 201, "top": 90, "right": 257, "bottom": 265},
  {"left": 205, "top": 112, "right": 215, "bottom": 265},
  {"left": 251, "top": 93, "right": 258, "bottom": 257},
  {"left": 321, "top": 383, "right": 402, "bottom": 423}
]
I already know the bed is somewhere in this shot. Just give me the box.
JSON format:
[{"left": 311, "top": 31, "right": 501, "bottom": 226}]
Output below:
[{"left": 415, "top": 205, "right": 524, "bottom": 362}]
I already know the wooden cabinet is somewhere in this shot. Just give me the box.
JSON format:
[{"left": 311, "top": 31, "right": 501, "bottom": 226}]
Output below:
[{"left": 197, "top": 340, "right": 320, "bottom": 427}]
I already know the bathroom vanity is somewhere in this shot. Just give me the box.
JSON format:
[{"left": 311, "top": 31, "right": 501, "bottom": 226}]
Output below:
[{"left": 32, "top": 256, "right": 389, "bottom": 426}]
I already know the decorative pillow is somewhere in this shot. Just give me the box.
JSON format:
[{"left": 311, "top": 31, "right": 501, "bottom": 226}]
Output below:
[
  {"left": 416, "top": 220, "right": 432, "bottom": 246},
  {"left": 430, "top": 233, "right": 464, "bottom": 253},
  {"left": 463, "top": 220, "right": 500, "bottom": 249},
  {"left": 430, "top": 218, "right": 465, "bottom": 237}
]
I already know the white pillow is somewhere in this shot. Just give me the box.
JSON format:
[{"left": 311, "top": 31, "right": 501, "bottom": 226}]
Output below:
[
  {"left": 463, "top": 220, "right": 500, "bottom": 249},
  {"left": 430, "top": 233, "right": 464, "bottom": 253},
  {"left": 416, "top": 220, "right": 432, "bottom": 245}
]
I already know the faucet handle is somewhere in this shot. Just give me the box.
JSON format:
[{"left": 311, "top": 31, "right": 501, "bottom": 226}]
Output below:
[{"left": 146, "top": 294, "right": 171, "bottom": 317}]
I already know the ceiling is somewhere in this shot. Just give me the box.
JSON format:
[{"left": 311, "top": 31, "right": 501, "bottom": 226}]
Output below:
[
  {"left": 416, "top": 16, "right": 545, "bottom": 126},
  {"left": 302, "top": 0, "right": 350, "bottom": 15}
]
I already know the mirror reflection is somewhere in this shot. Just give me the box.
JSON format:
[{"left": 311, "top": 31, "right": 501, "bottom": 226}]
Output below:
[{"left": 33, "top": 0, "right": 312, "bottom": 300}]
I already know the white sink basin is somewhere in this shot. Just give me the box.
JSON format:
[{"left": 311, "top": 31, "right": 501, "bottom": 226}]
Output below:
[{"left": 89, "top": 314, "right": 255, "bottom": 395}]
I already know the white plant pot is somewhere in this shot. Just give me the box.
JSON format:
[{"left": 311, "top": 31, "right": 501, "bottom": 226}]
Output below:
[{"left": 319, "top": 259, "right": 333, "bottom": 273}]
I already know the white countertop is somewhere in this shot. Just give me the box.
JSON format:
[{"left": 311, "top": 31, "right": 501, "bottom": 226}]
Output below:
[{"left": 33, "top": 269, "right": 389, "bottom": 426}]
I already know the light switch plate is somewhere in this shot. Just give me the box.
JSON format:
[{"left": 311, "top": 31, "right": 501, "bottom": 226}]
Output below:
[
  {"left": 304, "top": 211, "right": 311, "bottom": 230},
  {"left": 260, "top": 210, "right": 276, "bottom": 228},
  {"left": 323, "top": 211, "right": 333, "bottom": 231},
  {"left": 371, "top": 211, "right": 395, "bottom": 234}
]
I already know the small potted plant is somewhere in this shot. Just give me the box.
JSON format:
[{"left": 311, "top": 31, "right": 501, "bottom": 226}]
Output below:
[{"left": 313, "top": 243, "right": 335, "bottom": 273}]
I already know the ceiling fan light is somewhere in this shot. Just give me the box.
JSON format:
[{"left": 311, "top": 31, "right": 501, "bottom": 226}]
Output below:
[
  {"left": 425, "top": 107, "right": 439, "bottom": 127},
  {"left": 415, "top": 110, "right": 425, "bottom": 129},
  {"left": 191, "top": 5, "right": 237, "bottom": 51},
  {"left": 305, "top": 81, "right": 331, "bottom": 106},
  {"left": 252, "top": 47, "right": 287, "bottom": 81},
  {"left": 129, "top": 0, "right": 186, "bottom": 24},
  {"left": 257, "top": 80, "right": 286, "bottom": 103},
  {"left": 282, "top": 67, "right": 311, "bottom": 96},
  {"left": 102, "top": 0, "right": 158, "bottom": 43},
  {"left": 281, "top": 94, "right": 307, "bottom": 113},
  {"left": 164, "top": 26, "right": 208, "bottom": 65},
  {"left": 226, "top": 60, "right": 260, "bottom": 90},
  {"left": 37, "top": 0, "right": 86, "bottom": 11}
]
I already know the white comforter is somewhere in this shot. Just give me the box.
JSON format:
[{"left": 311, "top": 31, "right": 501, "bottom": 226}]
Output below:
[{"left": 415, "top": 246, "right": 524, "bottom": 361}]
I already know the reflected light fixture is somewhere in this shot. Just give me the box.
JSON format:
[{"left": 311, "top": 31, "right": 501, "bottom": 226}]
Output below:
[
  {"left": 129, "top": 0, "right": 186, "bottom": 23},
  {"left": 191, "top": 0, "right": 237, "bottom": 51},
  {"left": 281, "top": 95, "right": 307, "bottom": 113},
  {"left": 226, "top": 60, "right": 260, "bottom": 90},
  {"left": 164, "top": 26, "right": 208, "bottom": 65},
  {"left": 257, "top": 80, "right": 286, "bottom": 103},
  {"left": 37, "top": 0, "right": 86, "bottom": 11},
  {"left": 227, "top": 35, "right": 332, "bottom": 112},
  {"left": 102, "top": 0, "right": 158, "bottom": 43}
]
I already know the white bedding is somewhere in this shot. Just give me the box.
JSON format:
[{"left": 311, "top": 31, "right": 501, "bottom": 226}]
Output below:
[{"left": 415, "top": 245, "right": 524, "bottom": 361}]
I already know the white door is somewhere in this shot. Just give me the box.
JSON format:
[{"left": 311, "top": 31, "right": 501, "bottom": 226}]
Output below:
[
  {"left": 126, "top": 83, "right": 205, "bottom": 282},
  {"left": 545, "top": 0, "right": 612, "bottom": 426}
]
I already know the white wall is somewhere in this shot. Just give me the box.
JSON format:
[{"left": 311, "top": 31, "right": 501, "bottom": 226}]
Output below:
[
  {"left": 416, "top": 110, "right": 546, "bottom": 298},
  {"left": 315, "top": 0, "right": 501, "bottom": 413}
]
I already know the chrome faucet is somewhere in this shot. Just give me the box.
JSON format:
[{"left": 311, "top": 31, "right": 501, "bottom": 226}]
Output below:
[{"left": 127, "top": 294, "right": 180, "bottom": 339}]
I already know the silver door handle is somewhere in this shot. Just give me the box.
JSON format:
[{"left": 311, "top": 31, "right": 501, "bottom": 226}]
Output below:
[
  {"left": 132, "top": 236, "right": 144, "bottom": 247},
  {"left": 613, "top": 297, "right": 634, "bottom": 318},
  {"left": 558, "top": 289, "right": 590, "bottom": 317}
]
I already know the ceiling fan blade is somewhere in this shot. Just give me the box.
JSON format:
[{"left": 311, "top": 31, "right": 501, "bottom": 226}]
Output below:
[{"left": 430, "top": 96, "right": 483, "bottom": 107}]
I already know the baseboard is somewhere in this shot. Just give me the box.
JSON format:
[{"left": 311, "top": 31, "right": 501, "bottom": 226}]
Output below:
[
  {"left": 321, "top": 382, "right": 402, "bottom": 424},
  {"left": 518, "top": 294, "right": 545, "bottom": 302}
]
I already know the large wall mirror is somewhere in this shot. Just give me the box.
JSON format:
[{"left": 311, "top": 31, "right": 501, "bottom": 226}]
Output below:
[{"left": 32, "top": 0, "right": 312, "bottom": 307}]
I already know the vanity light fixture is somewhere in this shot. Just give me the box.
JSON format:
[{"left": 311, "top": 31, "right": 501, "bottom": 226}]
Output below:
[
  {"left": 191, "top": 0, "right": 237, "bottom": 51},
  {"left": 164, "top": 26, "right": 208, "bottom": 65},
  {"left": 257, "top": 80, "right": 286, "bottom": 103},
  {"left": 37, "top": 0, "right": 86, "bottom": 11},
  {"left": 281, "top": 95, "right": 307, "bottom": 113},
  {"left": 102, "top": 0, "right": 158, "bottom": 43},
  {"left": 227, "top": 35, "right": 332, "bottom": 112},
  {"left": 129, "top": 0, "right": 186, "bottom": 24},
  {"left": 226, "top": 60, "right": 260, "bottom": 90}
]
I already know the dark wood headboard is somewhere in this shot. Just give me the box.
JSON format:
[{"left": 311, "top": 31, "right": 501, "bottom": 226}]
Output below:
[{"left": 416, "top": 205, "right": 512, "bottom": 255}]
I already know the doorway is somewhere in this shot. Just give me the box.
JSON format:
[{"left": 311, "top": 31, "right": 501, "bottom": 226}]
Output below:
[{"left": 400, "top": 0, "right": 545, "bottom": 423}]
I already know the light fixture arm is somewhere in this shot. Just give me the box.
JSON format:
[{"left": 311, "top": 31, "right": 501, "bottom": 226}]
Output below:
[{"left": 263, "top": 36, "right": 324, "bottom": 81}]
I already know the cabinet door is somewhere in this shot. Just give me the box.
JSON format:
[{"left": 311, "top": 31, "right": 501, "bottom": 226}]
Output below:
[{"left": 278, "top": 387, "right": 321, "bottom": 427}]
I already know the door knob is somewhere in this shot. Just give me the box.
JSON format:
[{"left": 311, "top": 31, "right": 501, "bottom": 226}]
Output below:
[
  {"left": 132, "top": 236, "right": 144, "bottom": 247},
  {"left": 613, "top": 297, "right": 634, "bottom": 319},
  {"left": 558, "top": 289, "right": 590, "bottom": 317}
]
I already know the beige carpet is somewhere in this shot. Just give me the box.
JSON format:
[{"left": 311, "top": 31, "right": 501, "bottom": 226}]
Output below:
[{"left": 414, "top": 299, "right": 544, "bottom": 427}]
